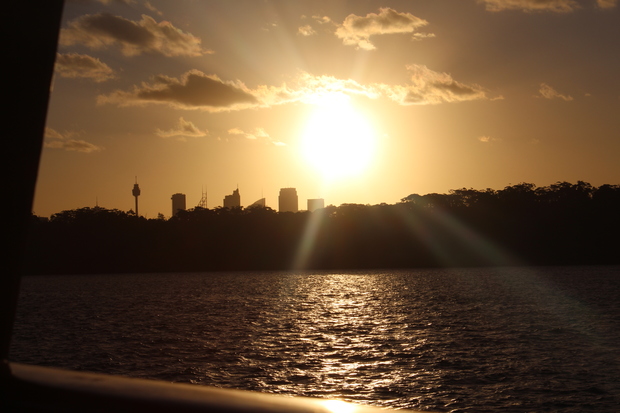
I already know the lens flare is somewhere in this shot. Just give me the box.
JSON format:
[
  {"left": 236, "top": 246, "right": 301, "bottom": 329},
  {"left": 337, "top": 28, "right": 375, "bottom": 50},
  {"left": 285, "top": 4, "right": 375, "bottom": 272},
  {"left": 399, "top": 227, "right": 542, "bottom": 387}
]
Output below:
[{"left": 300, "top": 93, "right": 376, "bottom": 182}]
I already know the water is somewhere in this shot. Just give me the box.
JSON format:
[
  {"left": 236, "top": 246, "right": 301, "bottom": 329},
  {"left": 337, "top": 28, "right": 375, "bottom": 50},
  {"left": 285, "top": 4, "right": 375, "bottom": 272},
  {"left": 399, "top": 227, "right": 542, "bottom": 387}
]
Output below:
[{"left": 9, "top": 266, "right": 620, "bottom": 412}]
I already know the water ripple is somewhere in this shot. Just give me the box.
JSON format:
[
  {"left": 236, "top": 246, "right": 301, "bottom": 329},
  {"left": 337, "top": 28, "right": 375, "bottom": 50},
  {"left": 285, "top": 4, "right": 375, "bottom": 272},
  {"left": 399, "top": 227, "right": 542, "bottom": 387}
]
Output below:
[{"left": 10, "top": 266, "right": 620, "bottom": 412}]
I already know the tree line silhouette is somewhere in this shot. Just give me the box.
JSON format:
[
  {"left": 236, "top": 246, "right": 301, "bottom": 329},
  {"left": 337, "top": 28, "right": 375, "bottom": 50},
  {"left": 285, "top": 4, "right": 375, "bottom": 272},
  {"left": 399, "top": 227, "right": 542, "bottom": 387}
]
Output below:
[{"left": 21, "top": 181, "right": 619, "bottom": 274}]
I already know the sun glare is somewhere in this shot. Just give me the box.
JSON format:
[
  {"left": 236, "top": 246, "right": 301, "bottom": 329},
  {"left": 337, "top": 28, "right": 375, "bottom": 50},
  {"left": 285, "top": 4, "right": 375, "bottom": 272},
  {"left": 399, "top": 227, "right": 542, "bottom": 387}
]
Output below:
[{"left": 300, "top": 93, "right": 376, "bottom": 181}]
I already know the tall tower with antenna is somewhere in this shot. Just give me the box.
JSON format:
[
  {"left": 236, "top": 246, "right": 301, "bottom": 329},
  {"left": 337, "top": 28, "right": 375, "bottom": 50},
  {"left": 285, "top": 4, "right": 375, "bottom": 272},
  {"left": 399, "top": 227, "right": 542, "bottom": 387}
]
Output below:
[
  {"left": 132, "top": 177, "right": 141, "bottom": 216},
  {"left": 197, "top": 186, "right": 207, "bottom": 208}
]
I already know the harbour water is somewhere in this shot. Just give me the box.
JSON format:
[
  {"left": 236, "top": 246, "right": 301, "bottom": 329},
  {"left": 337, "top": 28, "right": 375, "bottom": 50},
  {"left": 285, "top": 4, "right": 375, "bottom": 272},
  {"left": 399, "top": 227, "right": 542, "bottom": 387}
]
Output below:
[{"left": 9, "top": 266, "right": 620, "bottom": 412}]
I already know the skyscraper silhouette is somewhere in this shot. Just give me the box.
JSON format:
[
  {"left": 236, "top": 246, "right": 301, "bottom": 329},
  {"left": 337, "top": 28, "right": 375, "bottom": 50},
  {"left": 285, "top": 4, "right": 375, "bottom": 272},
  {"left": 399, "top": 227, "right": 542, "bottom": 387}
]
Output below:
[
  {"left": 279, "top": 188, "right": 298, "bottom": 212},
  {"left": 223, "top": 188, "right": 241, "bottom": 208},
  {"left": 307, "top": 198, "right": 324, "bottom": 212},
  {"left": 171, "top": 193, "right": 186, "bottom": 216}
]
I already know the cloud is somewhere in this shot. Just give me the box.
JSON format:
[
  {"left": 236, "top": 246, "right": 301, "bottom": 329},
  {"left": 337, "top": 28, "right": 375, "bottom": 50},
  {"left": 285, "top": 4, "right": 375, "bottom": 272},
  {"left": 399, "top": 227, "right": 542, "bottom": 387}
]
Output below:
[
  {"left": 596, "top": 0, "right": 618, "bottom": 8},
  {"left": 290, "top": 72, "right": 382, "bottom": 102},
  {"left": 379, "top": 65, "right": 489, "bottom": 105},
  {"left": 478, "top": 135, "right": 500, "bottom": 143},
  {"left": 93, "top": 0, "right": 135, "bottom": 4},
  {"left": 156, "top": 117, "right": 207, "bottom": 141},
  {"left": 284, "top": 68, "right": 490, "bottom": 106},
  {"left": 412, "top": 33, "right": 436, "bottom": 41},
  {"left": 98, "top": 70, "right": 259, "bottom": 111},
  {"left": 100, "top": 65, "right": 492, "bottom": 112},
  {"left": 55, "top": 53, "right": 115, "bottom": 82},
  {"left": 312, "top": 15, "right": 333, "bottom": 24},
  {"left": 478, "top": 0, "right": 580, "bottom": 12},
  {"left": 538, "top": 83, "right": 574, "bottom": 101},
  {"left": 335, "top": 8, "right": 429, "bottom": 50},
  {"left": 66, "top": 0, "right": 136, "bottom": 4},
  {"left": 298, "top": 25, "right": 316, "bottom": 36},
  {"left": 227, "top": 127, "right": 244, "bottom": 136},
  {"left": 296, "top": 15, "right": 335, "bottom": 36},
  {"left": 260, "top": 22, "right": 278, "bottom": 33},
  {"left": 143, "top": 1, "right": 163, "bottom": 16},
  {"left": 227, "top": 127, "right": 285, "bottom": 146},
  {"left": 60, "top": 13, "right": 210, "bottom": 57},
  {"left": 44, "top": 127, "right": 103, "bottom": 153},
  {"left": 99, "top": 69, "right": 376, "bottom": 111}
]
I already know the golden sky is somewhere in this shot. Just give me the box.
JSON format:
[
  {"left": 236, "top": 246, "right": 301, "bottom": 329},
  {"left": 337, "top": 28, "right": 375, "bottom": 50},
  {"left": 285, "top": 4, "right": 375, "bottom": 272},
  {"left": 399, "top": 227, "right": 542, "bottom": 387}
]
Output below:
[{"left": 35, "top": 0, "right": 620, "bottom": 218}]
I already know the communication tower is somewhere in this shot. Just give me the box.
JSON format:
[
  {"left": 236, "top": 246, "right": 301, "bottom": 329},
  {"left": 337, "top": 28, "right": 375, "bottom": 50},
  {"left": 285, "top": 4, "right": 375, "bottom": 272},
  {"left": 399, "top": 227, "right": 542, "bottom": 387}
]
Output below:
[
  {"left": 197, "top": 186, "right": 207, "bottom": 208},
  {"left": 132, "top": 177, "right": 141, "bottom": 216}
]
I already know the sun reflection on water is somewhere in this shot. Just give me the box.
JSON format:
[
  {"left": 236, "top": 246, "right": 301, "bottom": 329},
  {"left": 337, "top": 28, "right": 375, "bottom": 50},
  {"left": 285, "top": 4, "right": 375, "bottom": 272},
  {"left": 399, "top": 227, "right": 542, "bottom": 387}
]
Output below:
[
  {"left": 321, "top": 399, "right": 357, "bottom": 413},
  {"left": 258, "top": 272, "right": 423, "bottom": 405}
]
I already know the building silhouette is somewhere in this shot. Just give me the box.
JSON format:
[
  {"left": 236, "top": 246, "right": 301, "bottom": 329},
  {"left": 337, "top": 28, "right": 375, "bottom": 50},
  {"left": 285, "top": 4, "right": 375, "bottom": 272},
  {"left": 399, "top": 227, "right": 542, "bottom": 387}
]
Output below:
[
  {"left": 279, "top": 188, "right": 298, "bottom": 212},
  {"left": 248, "top": 198, "right": 266, "bottom": 208},
  {"left": 171, "top": 193, "right": 186, "bottom": 216},
  {"left": 307, "top": 198, "right": 324, "bottom": 212},
  {"left": 223, "top": 188, "right": 240, "bottom": 208}
]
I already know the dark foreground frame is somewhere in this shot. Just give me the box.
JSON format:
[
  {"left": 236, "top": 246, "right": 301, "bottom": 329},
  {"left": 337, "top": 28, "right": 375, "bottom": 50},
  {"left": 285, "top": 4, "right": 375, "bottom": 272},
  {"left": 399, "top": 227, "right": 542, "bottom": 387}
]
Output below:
[
  {"left": 0, "top": 2, "right": 417, "bottom": 412},
  {"left": 5, "top": 363, "right": 392, "bottom": 413}
]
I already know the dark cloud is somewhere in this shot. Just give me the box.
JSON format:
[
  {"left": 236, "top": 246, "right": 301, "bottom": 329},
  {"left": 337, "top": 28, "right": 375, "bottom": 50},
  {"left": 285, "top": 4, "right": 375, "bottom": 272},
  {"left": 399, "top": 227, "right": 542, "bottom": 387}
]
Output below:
[
  {"left": 60, "top": 13, "right": 210, "bottom": 56},
  {"left": 44, "top": 127, "right": 103, "bottom": 153},
  {"left": 478, "top": 0, "right": 580, "bottom": 13},
  {"left": 380, "top": 65, "right": 489, "bottom": 105},
  {"left": 55, "top": 53, "right": 114, "bottom": 82},
  {"left": 596, "top": 0, "right": 618, "bottom": 8},
  {"left": 65, "top": 0, "right": 135, "bottom": 4},
  {"left": 99, "top": 70, "right": 259, "bottom": 111}
]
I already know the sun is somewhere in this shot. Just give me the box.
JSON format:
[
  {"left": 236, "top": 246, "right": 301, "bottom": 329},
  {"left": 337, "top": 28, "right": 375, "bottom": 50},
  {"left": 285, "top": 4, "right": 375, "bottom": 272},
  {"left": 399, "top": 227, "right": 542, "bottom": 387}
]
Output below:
[{"left": 300, "top": 93, "right": 376, "bottom": 181}]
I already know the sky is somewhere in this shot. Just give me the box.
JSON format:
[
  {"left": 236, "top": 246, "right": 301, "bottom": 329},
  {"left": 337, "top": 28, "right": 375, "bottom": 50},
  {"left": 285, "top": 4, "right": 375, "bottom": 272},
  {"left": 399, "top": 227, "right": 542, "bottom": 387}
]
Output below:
[{"left": 35, "top": 0, "right": 619, "bottom": 218}]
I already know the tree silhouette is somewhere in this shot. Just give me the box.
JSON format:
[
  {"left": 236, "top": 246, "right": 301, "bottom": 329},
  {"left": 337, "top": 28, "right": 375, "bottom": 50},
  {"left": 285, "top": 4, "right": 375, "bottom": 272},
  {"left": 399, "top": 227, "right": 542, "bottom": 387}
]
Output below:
[{"left": 21, "top": 182, "right": 620, "bottom": 275}]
